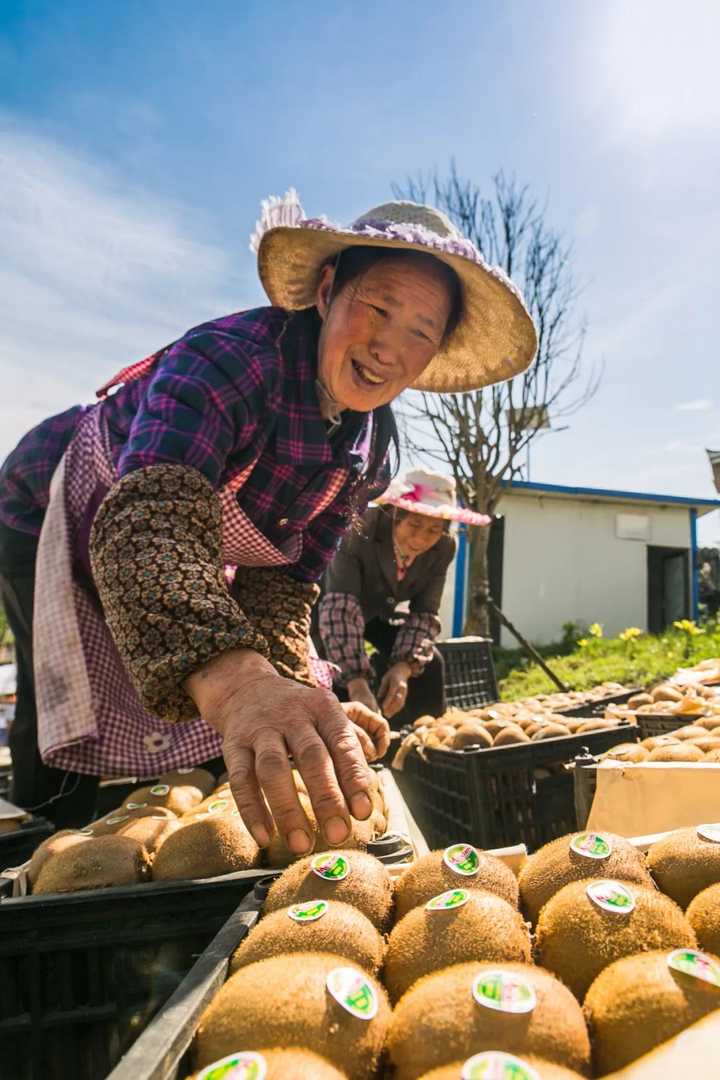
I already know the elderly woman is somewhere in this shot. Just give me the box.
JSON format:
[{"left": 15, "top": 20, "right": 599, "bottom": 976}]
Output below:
[
  {"left": 0, "top": 191, "right": 536, "bottom": 852},
  {"left": 318, "top": 470, "right": 489, "bottom": 726}
]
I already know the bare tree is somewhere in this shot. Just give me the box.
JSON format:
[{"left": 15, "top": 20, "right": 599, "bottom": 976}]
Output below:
[{"left": 394, "top": 163, "right": 601, "bottom": 635}]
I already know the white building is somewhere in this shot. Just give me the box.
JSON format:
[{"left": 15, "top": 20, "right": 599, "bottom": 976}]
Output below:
[{"left": 438, "top": 481, "right": 720, "bottom": 646}]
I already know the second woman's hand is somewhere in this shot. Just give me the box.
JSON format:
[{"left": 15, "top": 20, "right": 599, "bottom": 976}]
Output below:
[{"left": 186, "top": 647, "right": 374, "bottom": 856}]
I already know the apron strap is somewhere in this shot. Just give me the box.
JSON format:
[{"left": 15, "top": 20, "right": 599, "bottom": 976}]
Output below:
[{"left": 96, "top": 346, "right": 170, "bottom": 399}]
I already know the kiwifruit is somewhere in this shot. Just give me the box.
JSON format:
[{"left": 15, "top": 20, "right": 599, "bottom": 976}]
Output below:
[
  {"left": 518, "top": 831, "right": 652, "bottom": 925},
  {"left": 385, "top": 887, "right": 531, "bottom": 1003},
  {"left": 265, "top": 801, "right": 382, "bottom": 869},
  {"left": 182, "top": 792, "right": 238, "bottom": 821},
  {"left": 387, "top": 962, "right": 591, "bottom": 1079},
  {"left": 483, "top": 719, "right": 516, "bottom": 739},
  {"left": 123, "top": 783, "right": 203, "bottom": 815},
  {"left": 652, "top": 685, "right": 683, "bottom": 703},
  {"left": 628, "top": 693, "right": 653, "bottom": 708},
  {"left": 673, "top": 725, "right": 709, "bottom": 741},
  {"left": 263, "top": 849, "right": 393, "bottom": 929},
  {"left": 413, "top": 715, "right": 435, "bottom": 729},
  {"left": 687, "top": 883, "right": 720, "bottom": 954},
  {"left": 193, "top": 952, "right": 390, "bottom": 1080},
  {"left": 82, "top": 805, "right": 176, "bottom": 837},
  {"left": 494, "top": 724, "right": 530, "bottom": 746},
  {"left": 186, "top": 1049, "right": 346, "bottom": 1080},
  {"left": 584, "top": 948, "right": 720, "bottom": 1073},
  {"left": 646, "top": 827, "right": 720, "bottom": 908},
  {"left": 230, "top": 899, "right": 384, "bottom": 975},
  {"left": 705, "top": 748, "right": 720, "bottom": 762},
  {"left": 152, "top": 815, "right": 259, "bottom": 881},
  {"left": 602, "top": 743, "right": 648, "bottom": 763},
  {"left": 648, "top": 743, "right": 705, "bottom": 762},
  {"left": 532, "top": 723, "right": 571, "bottom": 741},
  {"left": 417, "top": 1056, "right": 584, "bottom": 1080},
  {"left": 452, "top": 724, "right": 493, "bottom": 750},
  {"left": 698, "top": 716, "right": 720, "bottom": 731},
  {"left": 689, "top": 735, "right": 720, "bottom": 753},
  {"left": 117, "top": 814, "right": 183, "bottom": 856},
  {"left": 33, "top": 835, "right": 150, "bottom": 894},
  {"left": 27, "top": 830, "right": 92, "bottom": 886},
  {"left": 535, "top": 877, "right": 696, "bottom": 1000},
  {"left": 157, "top": 768, "right": 215, "bottom": 796},
  {"left": 395, "top": 848, "right": 519, "bottom": 920},
  {"left": 576, "top": 720, "right": 617, "bottom": 734},
  {"left": 641, "top": 735, "right": 680, "bottom": 750}
]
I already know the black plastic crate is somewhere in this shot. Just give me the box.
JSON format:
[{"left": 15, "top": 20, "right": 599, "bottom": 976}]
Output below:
[
  {"left": 0, "top": 816, "right": 54, "bottom": 869},
  {"left": 437, "top": 636, "right": 498, "bottom": 710},
  {"left": 395, "top": 726, "right": 639, "bottom": 852},
  {"left": 0, "top": 870, "right": 265, "bottom": 1080},
  {"left": 636, "top": 714, "right": 689, "bottom": 738},
  {"left": 555, "top": 689, "right": 641, "bottom": 719}
]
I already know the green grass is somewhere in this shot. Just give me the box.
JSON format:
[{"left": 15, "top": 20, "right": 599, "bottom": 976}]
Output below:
[{"left": 497, "top": 619, "right": 720, "bottom": 701}]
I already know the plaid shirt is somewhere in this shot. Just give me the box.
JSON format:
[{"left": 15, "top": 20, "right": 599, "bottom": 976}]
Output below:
[{"left": 0, "top": 307, "right": 387, "bottom": 583}]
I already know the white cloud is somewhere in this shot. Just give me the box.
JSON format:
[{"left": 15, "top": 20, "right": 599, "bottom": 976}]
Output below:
[
  {"left": 675, "top": 400, "right": 714, "bottom": 413},
  {"left": 0, "top": 119, "right": 261, "bottom": 458}
]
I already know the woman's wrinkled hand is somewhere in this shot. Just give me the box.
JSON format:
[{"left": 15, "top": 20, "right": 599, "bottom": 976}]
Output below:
[
  {"left": 346, "top": 676, "right": 381, "bottom": 715},
  {"left": 186, "top": 648, "right": 374, "bottom": 858},
  {"left": 341, "top": 699, "right": 390, "bottom": 761},
  {"left": 378, "top": 661, "right": 412, "bottom": 718}
]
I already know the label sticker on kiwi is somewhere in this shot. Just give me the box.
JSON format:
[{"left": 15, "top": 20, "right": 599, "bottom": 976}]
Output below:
[
  {"left": 570, "top": 832, "right": 612, "bottom": 860},
  {"left": 288, "top": 899, "right": 329, "bottom": 923},
  {"left": 326, "top": 966, "right": 378, "bottom": 1020},
  {"left": 586, "top": 880, "right": 636, "bottom": 914},
  {"left": 149, "top": 784, "right": 170, "bottom": 796},
  {"left": 196, "top": 1051, "right": 267, "bottom": 1080},
  {"left": 206, "top": 799, "right": 229, "bottom": 814},
  {"left": 668, "top": 949, "right": 720, "bottom": 988},
  {"left": 426, "top": 888, "right": 470, "bottom": 911},
  {"left": 105, "top": 815, "right": 129, "bottom": 826},
  {"left": 443, "top": 843, "right": 481, "bottom": 876},
  {"left": 461, "top": 1051, "right": 540, "bottom": 1080},
  {"left": 176, "top": 768, "right": 194, "bottom": 775},
  {"left": 472, "top": 970, "right": 537, "bottom": 1014},
  {"left": 125, "top": 802, "right": 148, "bottom": 810},
  {"left": 697, "top": 824, "right": 720, "bottom": 844},
  {"left": 79, "top": 826, "right": 94, "bottom": 835},
  {"left": 311, "top": 852, "right": 350, "bottom": 881}
]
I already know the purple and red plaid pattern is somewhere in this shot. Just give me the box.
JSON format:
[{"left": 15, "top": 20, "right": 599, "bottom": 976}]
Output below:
[
  {"left": 390, "top": 611, "right": 442, "bottom": 675},
  {"left": 0, "top": 307, "right": 386, "bottom": 584}
]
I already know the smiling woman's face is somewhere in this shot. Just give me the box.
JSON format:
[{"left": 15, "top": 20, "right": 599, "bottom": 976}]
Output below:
[{"left": 315, "top": 254, "right": 452, "bottom": 412}]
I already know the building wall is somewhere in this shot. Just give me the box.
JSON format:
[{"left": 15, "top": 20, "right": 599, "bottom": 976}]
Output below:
[{"left": 494, "top": 494, "right": 691, "bottom": 646}]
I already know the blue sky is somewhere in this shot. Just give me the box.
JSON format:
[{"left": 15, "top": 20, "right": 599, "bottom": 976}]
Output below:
[{"left": 1, "top": 0, "right": 718, "bottom": 541}]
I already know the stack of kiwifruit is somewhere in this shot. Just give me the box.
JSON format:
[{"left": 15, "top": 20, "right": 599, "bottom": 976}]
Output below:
[
  {"left": 599, "top": 720, "right": 720, "bottom": 763},
  {"left": 26, "top": 766, "right": 390, "bottom": 896}
]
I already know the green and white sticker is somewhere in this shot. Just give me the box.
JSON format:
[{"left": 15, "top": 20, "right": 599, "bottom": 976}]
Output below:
[
  {"left": 196, "top": 1051, "right": 267, "bottom": 1080},
  {"left": 668, "top": 949, "right": 720, "bottom": 988},
  {"left": 472, "top": 969, "right": 537, "bottom": 1014},
  {"left": 326, "top": 966, "right": 378, "bottom": 1020},
  {"left": 288, "top": 899, "right": 329, "bottom": 923},
  {"left": 150, "top": 784, "right": 170, "bottom": 796},
  {"left": 79, "top": 826, "right": 94, "bottom": 835},
  {"left": 443, "top": 843, "right": 481, "bottom": 876},
  {"left": 105, "top": 815, "right": 129, "bottom": 826},
  {"left": 206, "top": 798, "right": 229, "bottom": 814},
  {"left": 697, "top": 823, "right": 720, "bottom": 844},
  {"left": 125, "top": 802, "right": 148, "bottom": 810},
  {"left": 176, "top": 768, "right": 194, "bottom": 775},
  {"left": 311, "top": 852, "right": 350, "bottom": 881},
  {"left": 570, "top": 832, "right": 613, "bottom": 860},
  {"left": 461, "top": 1051, "right": 540, "bottom": 1080},
  {"left": 586, "top": 880, "right": 636, "bottom": 914},
  {"left": 426, "top": 888, "right": 470, "bottom": 912}
]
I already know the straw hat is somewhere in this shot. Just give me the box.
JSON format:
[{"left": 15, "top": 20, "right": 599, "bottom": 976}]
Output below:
[
  {"left": 250, "top": 189, "right": 537, "bottom": 393},
  {"left": 377, "top": 469, "right": 491, "bottom": 527}
]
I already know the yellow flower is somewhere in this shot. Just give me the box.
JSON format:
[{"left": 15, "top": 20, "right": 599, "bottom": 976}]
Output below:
[
  {"left": 589, "top": 622, "right": 604, "bottom": 638},
  {"left": 578, "top": 639, "right": 589, "bottom": 648},
  {"left": 673, "top": 619, "right": 704, "bottom": 636},
  {"left": 619, "top": 627, "right": 643, "bottom": 642}
]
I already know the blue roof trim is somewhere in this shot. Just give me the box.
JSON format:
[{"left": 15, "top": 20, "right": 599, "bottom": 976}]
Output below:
[{"left": 501, "top": 479, "right": 720, "bottom": 510}]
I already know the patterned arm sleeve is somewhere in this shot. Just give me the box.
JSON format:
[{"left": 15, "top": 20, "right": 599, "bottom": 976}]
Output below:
[
  {"left": 390, "top": 612, "right": 442, "bottom": 676},
  {"left": 318, "top": 592, "right": 372, "bottom": 686},
  {"left": 89, "top": 464, "right": 271, "bottom": 721},
  {"left": 231, "top": 566, "right": 319, "bottom": 687}
]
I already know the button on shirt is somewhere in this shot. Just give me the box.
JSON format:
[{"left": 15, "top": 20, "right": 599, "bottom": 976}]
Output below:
[{"left": 0, "top": 307, "right": 389, "bottom": 583}]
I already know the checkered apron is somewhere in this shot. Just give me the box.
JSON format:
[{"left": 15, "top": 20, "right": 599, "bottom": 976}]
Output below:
[{"left": 33, "top": 346, "right": 338, "bottom": 777}]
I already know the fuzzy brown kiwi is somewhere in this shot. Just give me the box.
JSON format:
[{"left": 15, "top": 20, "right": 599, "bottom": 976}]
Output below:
[
  {"left": 82, "top": 805, "right": 176, "bottom": 837},
  {"left": 648, "top": 743, "right": 705, "bottom": 762},
  {"left": 452, "top": 724, "right": 493, "bottom": 750},
  {"left": 641, "top": 735, "right": 681, "bottom": 750},
  {"left": 152, "top": 815, "right": 259, "bottom": 881},
  {"left": 532, "top": 723, "right": 571, "bottom": 741},
  {"left": 686, "top": 883, "right": 720, "bottom": 954},
  {"left": 157, "top": 768, "right": 216, "bottom": 796},
  {"left": 535, "top": 877, "right": 696, "bottom": 1000},
  {"left": 583, "top": 948, "right": 720, "bottom": 1073},
  {"left": 33, "top": 835, "right": 150, "bottom": 894},
  {"left": 494, "top": 724, "right": 530, "bottom": 746},
  {"left": 395, "top": 848, "right": 519, "bottom": 920},
  {"left": 602, "top": 743, "right": 649, "bottom": 763},
  {"left": 698, "top": 716, "right": 720, "bottom": 731},
  {"left": 575, "top": 720, "right": 618, "bottom": 734},
  {"left": 385, "top": 887, "right": 531, "bottom": 1003},
  {"left": 689, "top": 735, "right": 720, "bottom": 753},
  {"left": 185, "top": 1048, "right": 346, "bottom": 1080},
  {"left": 117, "top": 814, "right": 183, "bottom": 856},
  {"left": 265, "top": 792, "right": 318, "bottom": 867},
  {"left": 417, "top": 1056, "right": 585, "bottom": 1080},
  {"left": 673, "top": 725, "right": 709, "bottom": 741},
  {"left": 518, "top": 831, "right": 652, "bottom": 925},
  {"left": 646, "top": 827, "right": 720, "bottom": 908},
  {"left": 263, "top": 849, "right": 393, "bottom": 929},
  {"left": 193, "top": 952, "right": 390, "bottom": 1080},
  {"left": 182, "top": 792, "right": 238, "bottom": 821},
  {"left": 123, "top": 783, "right": 203, "bottom": 815},
  {"left": 230, "top": 899, "right": 384, "bottom": 975},
  {"left": 387, "top": 961, "right": 591, "bottom": 1080},
  {"left": 705, "top": 747, "right": 720, "bottom": 762},
  {"left": 27, "top": 830, "right": 92, "bottom": 886}
]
